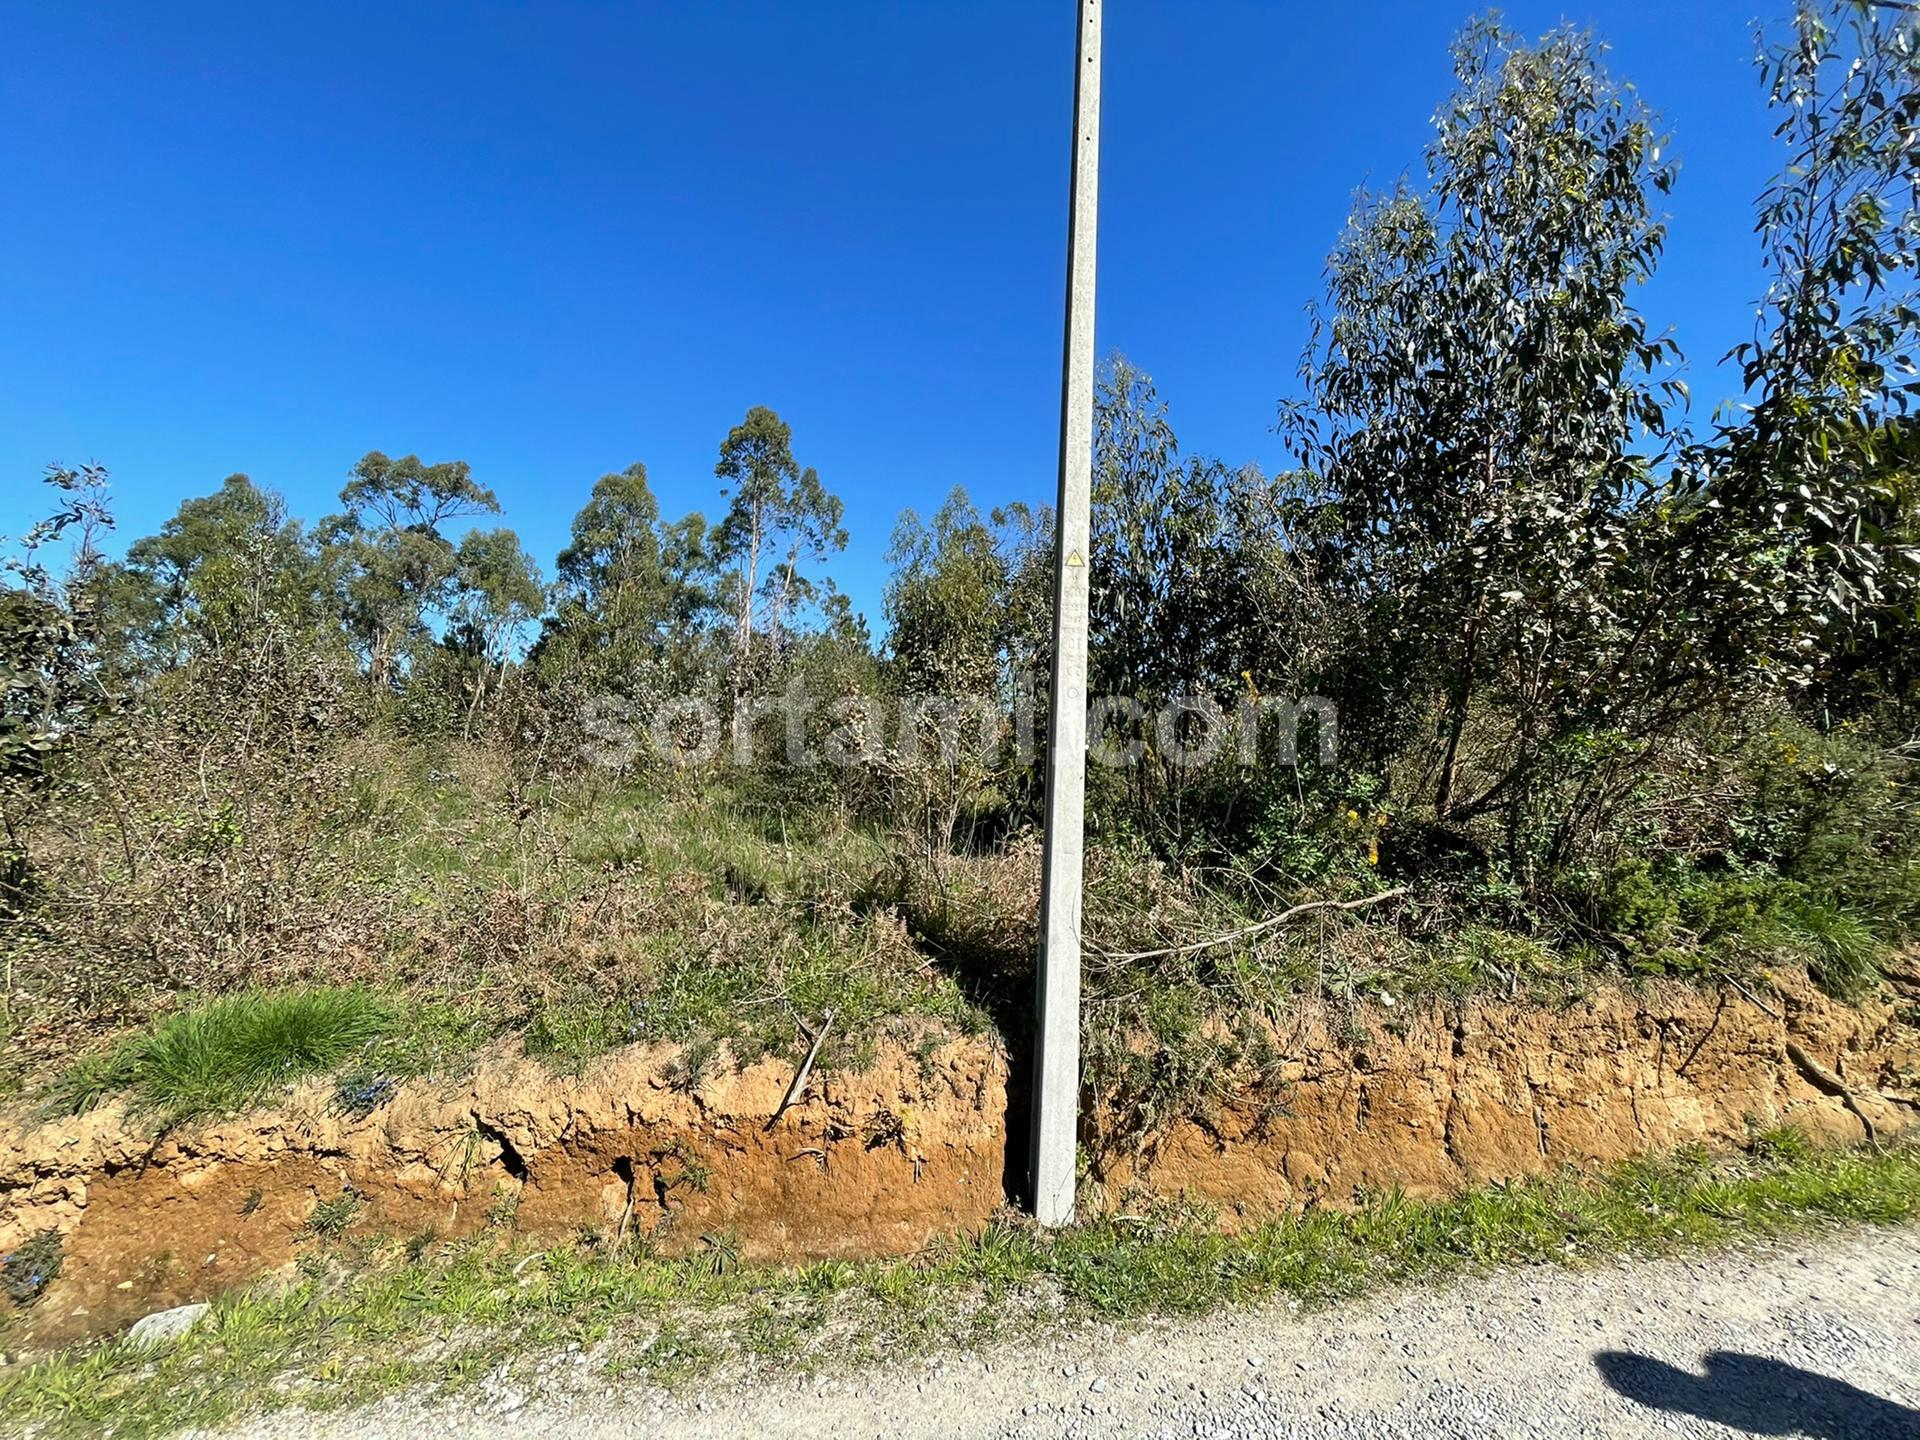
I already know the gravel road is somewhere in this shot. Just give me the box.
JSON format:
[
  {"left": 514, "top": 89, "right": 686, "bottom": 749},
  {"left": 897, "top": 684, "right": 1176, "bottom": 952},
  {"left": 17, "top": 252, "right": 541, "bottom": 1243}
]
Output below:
[{"left": 235, "top": 1227, "right": 1920, "bottom": 1440}]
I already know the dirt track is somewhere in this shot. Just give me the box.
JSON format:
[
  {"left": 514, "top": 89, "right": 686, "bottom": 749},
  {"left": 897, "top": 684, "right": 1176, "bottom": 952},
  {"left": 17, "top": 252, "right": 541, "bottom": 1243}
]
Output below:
[{"left": 235, "top": 1225, "right": 1920, "bottom": 1439}]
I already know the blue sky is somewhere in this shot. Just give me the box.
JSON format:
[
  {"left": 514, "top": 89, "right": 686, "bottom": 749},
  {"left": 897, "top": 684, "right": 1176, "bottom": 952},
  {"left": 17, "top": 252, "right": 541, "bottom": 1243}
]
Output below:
[{"left": 2, "top": 1, "right": 1783, "bottom": 625}]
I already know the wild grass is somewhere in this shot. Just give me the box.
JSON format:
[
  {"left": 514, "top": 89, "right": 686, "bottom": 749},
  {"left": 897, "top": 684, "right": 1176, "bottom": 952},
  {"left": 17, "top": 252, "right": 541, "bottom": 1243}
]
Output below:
[
  {"left": 2, "top": 1135, "right": 1915, "bottom": 1439},
  {"left": 43, "top": 987, "right": 393, "bottom": 1123}
]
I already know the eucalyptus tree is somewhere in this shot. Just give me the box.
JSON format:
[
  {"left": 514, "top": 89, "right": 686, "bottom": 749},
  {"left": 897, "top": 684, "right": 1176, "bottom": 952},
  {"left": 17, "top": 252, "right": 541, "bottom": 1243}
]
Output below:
[
  {"left": 713, "top": 407, "right": 846, "bottom": 703},
  {"left": 1090, "top": 359, "right": 1294, "bottom": 828},
  {"left": 446, "top": 527, "right": 543, "bottom": 739},
  {"left": 537, "top": 463, "right": 715, "bottom": 705},
  {"left": 1, "top": 466, "right": 112, "bottom": 916},
  {"left": 1678, "top": 0, "right": 1920, "bottom": 708},
  {"left": 1, "top": 466, "right": 112, "bottom": 784},
  {"left": 884, "top": 487, "right": 1027, "bottom": 848},
  {"left": 886, "top": 487, "right": 1013, "bottom": 699},
  {"left": 319, "top": 452, "right": 499, "bottom": 687},
  {"left": 1283, "top": 18, "right": 1685, "bottom": 864},
  {"left": 122, "top": 474, "right": 326, "bottom": 666},
  {"left": 1091, "top": 359, "right": 1281, "bottom": 710}
]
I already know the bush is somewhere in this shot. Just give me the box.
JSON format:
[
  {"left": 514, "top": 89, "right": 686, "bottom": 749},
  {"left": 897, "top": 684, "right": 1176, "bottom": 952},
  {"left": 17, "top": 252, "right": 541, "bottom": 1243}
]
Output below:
[{"left": 1734, "top": 717, "right": 1920, "bottom": 937}]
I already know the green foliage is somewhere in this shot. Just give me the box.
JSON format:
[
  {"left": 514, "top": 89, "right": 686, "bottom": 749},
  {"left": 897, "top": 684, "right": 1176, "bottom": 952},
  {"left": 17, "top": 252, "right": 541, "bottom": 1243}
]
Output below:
[
  {"left": 0, "top": 465, "right": 112, "bottom": 783},
  {"left": 713, "top": 406, "right": 847, "bottom": 690},
  {"left": 6, "top": 3, "right": 1920, "bottom": 1140},
  {"left": 1284, "top": 16, "right": 1690, "bottom": 866},
  {"left": 321, "top": 450, "right": 501, "bottom": 687},
  {"left": 45, "top": 987, "right": 392, "bottom": 1123},
  {"left": 300, "top": 1190, "right": 362, "bottom": 1242},
  {"left": 881, "top": 487, "right": 1050, "bottom": 847},
  {"left": 1591, "top": 855, "right": 1889, "bottom": 996},
  {"left": 535, "top": 463, "right": 713, "bottom": 709},
  {"left": 1697, "top": 0, "right": 1920, "bottom": 685},
  {"left": 122, "top": 473, "right": 332, "bottom": 661},
  {"left": 1735, "top": 716, "right": 1920, "bottom": 933}
]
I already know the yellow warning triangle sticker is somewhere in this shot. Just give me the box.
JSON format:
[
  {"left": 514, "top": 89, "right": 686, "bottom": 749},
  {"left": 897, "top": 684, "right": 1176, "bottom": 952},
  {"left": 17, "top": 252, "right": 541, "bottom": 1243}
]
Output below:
[{"left": 1066, "top": 550, "right": 1085, "bottom": 567}]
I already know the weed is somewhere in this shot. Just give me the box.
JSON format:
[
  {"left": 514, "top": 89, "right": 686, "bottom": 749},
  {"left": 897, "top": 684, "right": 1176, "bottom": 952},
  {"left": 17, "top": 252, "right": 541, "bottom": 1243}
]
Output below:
[
  {"left": 700, "top": 1230, "right": 742, "bottom": 1277},
  {"left": 301, "top": 1190, "right": 362, "bottom": 1242},
  {"left": 1, "top": 1231, "right": 63, "bottom": 1307},
  {"left": 332, "top": 1069, "right": 398, "bottom": 1121},
  {"left": 1749, "top": 1123, "right": 1815, "bottom": 1164},
  {"left": 652, "top": 1142, "right": 711, "bottom": 1195},
  {"left": 1783, "top": 898, "right": 1884, "bottom": 1001},
  {"left": 484, "top": 1187, "right": 521, "bottom": 1231}
]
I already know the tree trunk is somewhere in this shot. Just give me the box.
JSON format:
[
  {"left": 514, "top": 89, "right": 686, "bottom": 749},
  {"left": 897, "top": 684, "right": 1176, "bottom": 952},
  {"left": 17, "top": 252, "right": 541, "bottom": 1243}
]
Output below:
[
  {"left": 767, "top": 546, "right": 799, "bottom": 661},
  {"left": 730, "top": 507, "right": 763, "bottom": 712},
  {"left": 1434, "top": 602, "right": 1485, "bottom": 821}
]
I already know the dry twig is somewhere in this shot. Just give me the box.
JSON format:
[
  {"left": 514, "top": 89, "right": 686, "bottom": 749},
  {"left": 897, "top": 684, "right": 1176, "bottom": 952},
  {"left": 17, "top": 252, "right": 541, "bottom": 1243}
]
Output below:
[{"left": 1089, "top": 887, "right": 1411, "bottom": 964}]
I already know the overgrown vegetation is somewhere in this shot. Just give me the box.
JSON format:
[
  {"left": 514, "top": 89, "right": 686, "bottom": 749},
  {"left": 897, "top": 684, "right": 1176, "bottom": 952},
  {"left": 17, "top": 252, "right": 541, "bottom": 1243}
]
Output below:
[
  {"left": 1, "top": 2, "right": 1917, "bottom": 1149},
  {"left": 3, "top": 1136, "right": 1917, "bottom": 1437}
]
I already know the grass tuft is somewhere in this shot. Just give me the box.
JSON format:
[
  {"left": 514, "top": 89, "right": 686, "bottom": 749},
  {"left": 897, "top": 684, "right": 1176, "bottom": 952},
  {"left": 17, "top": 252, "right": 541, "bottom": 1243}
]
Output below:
[{"left": 43, "top": 987, "right": 392, "bottom": 1123}]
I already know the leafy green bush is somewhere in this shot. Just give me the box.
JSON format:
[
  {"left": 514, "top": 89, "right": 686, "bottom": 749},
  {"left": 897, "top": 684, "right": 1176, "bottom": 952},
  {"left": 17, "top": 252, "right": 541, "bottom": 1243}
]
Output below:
[
  {"left": 1592, "top": 852, "right": 1887, "bottom": 997},
  {"left": 1734, "top": 717, "right": 1920, "bottom": 937}
]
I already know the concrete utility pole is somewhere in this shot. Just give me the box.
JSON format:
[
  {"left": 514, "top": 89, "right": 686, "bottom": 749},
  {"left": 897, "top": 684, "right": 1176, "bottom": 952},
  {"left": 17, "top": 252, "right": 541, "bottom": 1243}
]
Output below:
[{"left": 1031, "top": 0, "right": 1101, "bottom": 1229}]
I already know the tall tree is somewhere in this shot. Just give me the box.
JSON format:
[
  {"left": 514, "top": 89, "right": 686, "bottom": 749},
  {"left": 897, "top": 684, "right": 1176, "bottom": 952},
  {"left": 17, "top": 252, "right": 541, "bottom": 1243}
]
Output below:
[
  {"left": 1680, "top": 0, "right": 1920, "bottom": 704},
  {"left": 713, "top": 407, "right": 846, "bottom": 702},
  {"left": 1, "top": 466, "right": 112, "bottom": 784},
  {"left": 320, "top": 452, "right": 499, "bottom": 686},
  {"left": 1091, "top": 358, "right": 1276, "bottom": 714},
  {"left": 122, "top": 474, "right": 324, "bottom": 663},
  {"left": 1284, "top": 17, "right": 1684, "bottom": 860},
  {"left": 538, "top": 463, "right": 712, "bottom": 700},
  {"left": 886, "top": 487, "right": 1014, "bottom": 698},
  {"left": 1, "top": 466, "right": 112, "bottom": 916},
  {"left": 883, "top": 487, "right": 1021, "bottom": 849},
  {"left": 446, "top": 528, "right": 543, "bottom": 739}
]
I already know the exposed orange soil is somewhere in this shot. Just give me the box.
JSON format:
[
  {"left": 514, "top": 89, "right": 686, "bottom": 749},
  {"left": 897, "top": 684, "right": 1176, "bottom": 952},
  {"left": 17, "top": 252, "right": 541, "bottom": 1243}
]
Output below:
[{"left": 2, "top": 970, "right": 1914, "bottom": 1348}]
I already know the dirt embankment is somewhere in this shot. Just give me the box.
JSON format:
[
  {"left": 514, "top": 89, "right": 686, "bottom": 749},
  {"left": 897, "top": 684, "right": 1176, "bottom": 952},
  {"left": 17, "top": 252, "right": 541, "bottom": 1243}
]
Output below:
[
  {"left": 0, "top": 1031, "right": 1008, "bottom": 1347},
  {"left": 1094, "top": 972, "right": 1919, "bottom": 1218},
  {"left": 3, "top": 971, "right": 1916, "bottom": 1347}
]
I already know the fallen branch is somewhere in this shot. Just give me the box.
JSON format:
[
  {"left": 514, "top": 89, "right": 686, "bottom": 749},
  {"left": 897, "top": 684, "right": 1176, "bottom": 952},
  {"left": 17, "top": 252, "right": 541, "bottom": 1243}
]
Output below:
[
  {"left": 613, "top": 1168, "right": 637, "bottom": 1252},
  {"left": 1089, "top": 887, "right": 1411, "bottom": 964},
  {"left": 1785, "top": 1040, "right": 1879, "bottom": 1147},
  {"left": 765, "top": 1008, "right": 835, "bottom": 1132}
]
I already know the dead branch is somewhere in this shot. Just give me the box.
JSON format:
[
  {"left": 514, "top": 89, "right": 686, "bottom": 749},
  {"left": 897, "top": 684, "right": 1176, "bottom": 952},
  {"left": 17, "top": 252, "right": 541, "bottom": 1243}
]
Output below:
[
  {"left": 1785, "top": 1040, "right": 1879, "bottom": 1147},
  {"left": 1089, "top": 886, "right": 1411, "bottom": 964},
  {"left": 765, "top": 1007, "right": 835, "bottom": 1131},
  {"left": 1727, "top": 976, "right": 1781, "bottom": 1020}
]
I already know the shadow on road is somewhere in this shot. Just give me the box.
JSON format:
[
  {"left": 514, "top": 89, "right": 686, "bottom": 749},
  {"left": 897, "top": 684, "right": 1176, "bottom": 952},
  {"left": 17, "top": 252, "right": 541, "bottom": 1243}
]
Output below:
[{"left": 1595, "top": 1349, "right": 1920, "bottom": 1439}]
